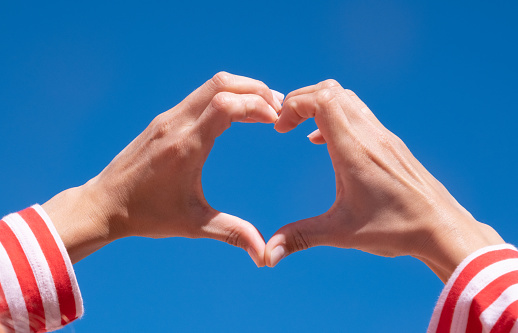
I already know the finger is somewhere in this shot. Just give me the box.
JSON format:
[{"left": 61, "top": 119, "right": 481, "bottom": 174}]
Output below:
[
  {"left": 201, "top": 212, "right": 266, "bottom": 267},
  {"left": 285, "top": 84, "right": 372, "bottom": 127},
  {"left": 176, "top": 72, "right": 282, "bottom": 118},
  {"left": 274, "top": 89, "right": 336, "bottom": 133},
  {"left": 283, "top": 79, "right": 343, "bottom": 101},
  {"left": 265, "top": 215, "right": 331, "bottom": 267},
  {"left": 307, "top": 129, "right": 326, "bottom": 144},
  {"left": 197, "top": 92, "right": 279, "bottom": 140},
  {"left": 271, "top": 89, "right": 285, "bottom": 106},
  {"left": 274, "top": 93, "right": 314, "bottom": 133},
  {"left": 274, "top": 88, "right": 350, "bottom": 146},
  {"left": 240, "top": 117, "right": 260, "bottom": 123}
]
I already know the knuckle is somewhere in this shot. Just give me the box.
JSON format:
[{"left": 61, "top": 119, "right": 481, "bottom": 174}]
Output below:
[
  {"left": 344, "top": 88, "right": 356, "bottom": 97},
  {"left": 284, "top": 90, "right": 298, "bottom": 101},
  {"left": 315, "top": 88, "right": 336, "bottom": 106},
  {"left": 284, "top": 98, "right": 299, "bottom": 111},
  {"left": 165, "top": 135, "right": 193, "bottom": 161},
  {"left": 149, "top": 114, "right": 170, "bottom": 140},
  {"left": 164, "top": 129, "right": 199, "bottom": 162},
  {"left": 375, "top": 129, "right": 398, "bottom": 150},
  {"left": 210, "top": 71, "right": 234, "bottom": 90},
  {"left": 210, "top": 92, "right": 232, "bottom": 113},
  {"left": 287, "top": 227, "right": 312, "bottom": 253},
  {"left": 256, "top": 81, "right": 270, "bottom": 95},
  {"left": 244, "top": 96, "right": 261, "bottom": 116},
  {"left": 391, "top": 132, "right": 407, "bottom": 150},
  {"left": 379, "top": 136, "right": 392, "bottom": 149},
  {"left": 320, "top": 79, "right": 340, "bottom": 89},
  {"left": 246, "top": 94, "right": 262, "bottom": 105},
  {"left": 224, "top": 224, "right": 243, "bottom": 248},
  {"left": 183, "top": 134, "right": 204, "bottom": 155},
  {"left": 164, "top": 141, "right": 184, "bottom": 160}
]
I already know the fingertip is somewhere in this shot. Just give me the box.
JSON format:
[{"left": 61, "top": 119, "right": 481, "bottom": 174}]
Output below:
[
  {"left": 307, "top": 136, "right": 319, "bottom": 144},
  {"left": 265, "top": 234, "right": 287, "bottom": 267},
  {"left": 269, "top": 245, "right": 287, "bottom": 267},
  {"left": 307, "top": 129, "right": 326, "bottom": 144},
  {"left": 268, "top": 105, "right": 280, "bottom": 122},
  {"left": 308, "top": 135, "right": 327, "bottom": 145},
  {"left": 247, "top": 246, "right": 264, "bottom": 268},
  {"left": 271, "top": 89, "right": 285, "bottom": 104},
  {"left": 307, "top": 129, "right": 319, "bottom": 140},
  {"left": 273, "top": 121, "right": 290, "bottom": 133},
  {"left": 268, "top": 90, "right": 283, "bottom": 112},
  {"left": 245, "top": 236, "right": 266, "bottom": 268},
  {"left": 273, "top": 122, "right": 282, "bottom": 133}
]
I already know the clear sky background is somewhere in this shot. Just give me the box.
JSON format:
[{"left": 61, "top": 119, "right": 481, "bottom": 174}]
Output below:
[{"left": 1, "top": 1, "right": 517, "bottom": 332}]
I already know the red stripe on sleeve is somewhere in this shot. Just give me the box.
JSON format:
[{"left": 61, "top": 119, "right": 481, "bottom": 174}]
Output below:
[
  {"left": 490, "top": 300, "right": 518, "bottom": 333},
  {"left": 465, "top": 271, "right": 518, "bottom": 333},
  {"left": 0, "top": 283, "right": 14, "bottom": 331},
  {"left": 0, "top": 220, "right": 46, "bottom": 331},
  {"left": 436, "top": 249, "right": 518, "bottom": 332},
  {"left": 18, "top": 207, "right": 77, "bottom": 325}
]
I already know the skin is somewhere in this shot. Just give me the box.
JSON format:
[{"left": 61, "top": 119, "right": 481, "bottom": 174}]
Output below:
[
  {"left": 42, "top": 72, "right": 284, "bottom": 267},
  {"left": 265, "top": 79, "right": 505, "bottom": 282},
  {"left": 42, "top": 73, "right": 505, "bottom": 283}
]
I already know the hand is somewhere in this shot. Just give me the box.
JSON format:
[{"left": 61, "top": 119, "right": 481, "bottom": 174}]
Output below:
[
  {"left": 265, "top": 80, "right": 504, "bottom": 281},
  {"left": 43, "top": 72, "right": 283, "bottom": 266}
]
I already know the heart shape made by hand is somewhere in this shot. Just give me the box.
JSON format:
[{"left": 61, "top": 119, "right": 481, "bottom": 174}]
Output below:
[{"left": 47, "top": 72, "right": 489, "bottom": 284}]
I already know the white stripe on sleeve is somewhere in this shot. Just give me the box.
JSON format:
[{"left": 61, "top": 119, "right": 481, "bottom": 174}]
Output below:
[
  {"left": 480, "top": 283, "right": 518, "bottom": 330},
  {"left": 32, "top": 204, "right": 83, "bottom": 318},
  {"left": 427, "top": 244, "right": 518, "bottom": 333},
  {"left": 450, "top": 258, "right": 518, "bottom": 332},
  {"left": 0, "top": 242, "right": 29, "bottom": 333},
  {"left": 3, "top": 214, "right": 62, "bottom": 329}
]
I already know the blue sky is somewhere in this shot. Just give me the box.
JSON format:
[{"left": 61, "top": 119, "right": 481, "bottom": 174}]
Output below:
[{"left": 1, "top": 1, "right": 517, "bottom": 332}]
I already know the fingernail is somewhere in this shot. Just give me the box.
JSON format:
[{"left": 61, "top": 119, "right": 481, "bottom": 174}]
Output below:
[
  {"left": 270, "top": 245, "right": 287, "bottom": 267},
  {"left": 268, "top": 105, "right": 279, "bottom": 121},
  {"left": 271, "top": 89, "right": 283, "bottom": 111},
  {"left": 271, "top": 89, "right": 285, "bottom": 103},
  {"left": 247, "top": 247, "right": 259, "bottom": 267},
  {"left": 307, "top": 129, "right": 319, "bottom": 139}
]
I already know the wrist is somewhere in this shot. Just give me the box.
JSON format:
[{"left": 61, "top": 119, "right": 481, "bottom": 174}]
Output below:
[
  {"left": 414, "top": 213, "right": 505, "bottom": 283},
  {"left": 42, "top": 179, "right": 124, "bottom": 263}
]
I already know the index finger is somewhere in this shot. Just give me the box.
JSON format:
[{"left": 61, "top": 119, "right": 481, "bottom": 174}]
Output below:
[
  {"left": 283, "top": 79, "right": 343, "bottom": 102},
  {"left": 274, "top": 87, "right": 350, "bottom": 146},
  {"left": 175, "top": 72, "right": 282, "bottom": 118}
]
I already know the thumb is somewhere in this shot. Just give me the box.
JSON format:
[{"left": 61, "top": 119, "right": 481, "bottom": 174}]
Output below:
[
  {"left": 307, "top": 129, "right": 327, "bottom": 145},
  {"left": 265, "top": 215, "right": 330, "bottom": 267},
  {"left": 202, "top": 212, "right": 266, "bottom": 267}
]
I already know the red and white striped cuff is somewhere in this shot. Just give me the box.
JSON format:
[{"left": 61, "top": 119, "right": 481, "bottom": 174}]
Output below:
[
  {"left": 0, "top": 205, "right": 83, "bottom": 333},
  {"left": 428, "top": 243, "right": 518, "bottom": 333}
]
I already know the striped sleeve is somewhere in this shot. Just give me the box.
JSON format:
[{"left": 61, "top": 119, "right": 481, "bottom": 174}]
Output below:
[
  {"left": 0, "top": 205, "right": 83, "bottom": 333},
  {"left": 428, "top": 244, "right": 518, "bottom": 333}
]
